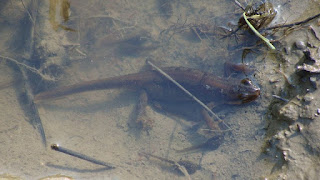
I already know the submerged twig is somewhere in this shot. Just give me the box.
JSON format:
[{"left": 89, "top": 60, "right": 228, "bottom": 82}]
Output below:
[
  {"left": 139, "top": 152, "right": 197, "bottom": 178},
  {"left": 309, "top": 26, "right": 320, "bottom": 41},
  {"left": 20, "top": 0, "right": 35, "bottom": 25},
  {"left": 191, "top": 26, "right": 215, "bottom": 53},
  {"left": 173, "top": 162, "right": 192, "bottom": 180},
  {"left": 0, "top": 55, "right": 56, "bottom": 81},
  {"left": 51, "top": 144, "right": 115, "bottom": 169},
  {"left": 242, "top": 12, "right": 275, "bottom": 50},
  {"left": 265, "top": 12, "right": 320, "bottom": 30},
  {"left": 234, "top": 0, "right": 245, "bottom": 11},
  {"left": 272, "top": 95, "right": 289, "bottom": 102},
  {"left": 146, "top": 60, "right": 231, "bottom": 130}
]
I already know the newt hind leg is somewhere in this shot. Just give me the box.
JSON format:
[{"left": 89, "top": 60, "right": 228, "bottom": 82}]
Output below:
[
  {"left": 136, "top": 90, "right": 154, "bottom": 130},
  {"left": 201, "top": 102, "right": 230, "bottom": 133}
]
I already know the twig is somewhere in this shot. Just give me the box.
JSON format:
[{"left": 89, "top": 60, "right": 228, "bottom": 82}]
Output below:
[
  {"left": 264, "top": 12, "right": 320, "bottom": 30},
  {"left": 234, "top": 0, "right": 245, "bottom": 11},
  {"left": 309, "top": 26, "right": 320, "bottom": 41},
  {"left": 51, "top": 144, "right": 115, "bottom": 169},
  {"left": 20, "top": 0, "right": 35, "bottom": 25},
  {"left": 139, "top": 152, "right": 192, "bottom": 179},
  {"left": 272, "top": 95, "right": 289, "bottom": 102},
  {"left": 242, "top": 12, "right": 275, "bottom": 50},
  {"left": 191, "top": 27, "right": 215, "bottom": 53},
  {"left": 146, "top": 60, "right": 231, "bottom": 130},
  {"left": 174, "top": 162, "right": 192, "bottom": 180},
  {"left": 0, "top": 55, "right": 56, "bottom": 81}
]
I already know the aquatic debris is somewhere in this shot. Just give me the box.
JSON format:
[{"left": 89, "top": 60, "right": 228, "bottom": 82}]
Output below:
[
  {"left": 0, "top": 55, "right": 57, "bottom": 81},
  {"left": 242, "top": 12, "right": 275, "bottom": 50},
  {"left": 51, "top": 144, "right": 115, "bottom": 169},
  {"left": 309, "top": 26, "right": 320, "bottom": 41},
  {"left": 272, "top": 95, "right": 289, "bottom": 103},
  {"left": 139, "top": 152, "right": 200, "bottom": 176},
  {"left": 297, "top": 47, "right": 320, "bottom": 73},
  {"left": 265, "top": 12, "right": 320, "bottom": 30},
  {"left": 49, "top": 0, "right": 76, "bottom": 32},
  {"left": 238, "top": 2, "right": 277, "bottom": 31}
]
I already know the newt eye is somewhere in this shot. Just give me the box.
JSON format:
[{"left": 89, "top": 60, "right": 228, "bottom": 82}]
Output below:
[{"left": 241, "top": 78, "right": 252, "bottom": 86}]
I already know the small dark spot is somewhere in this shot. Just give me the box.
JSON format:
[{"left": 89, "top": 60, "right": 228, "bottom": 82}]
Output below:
[{"left": 41, "top": 64, "right": 64, "bottom": 79}]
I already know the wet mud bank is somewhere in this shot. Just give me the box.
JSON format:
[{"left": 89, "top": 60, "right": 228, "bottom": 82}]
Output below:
[{"left": 262, "top": 3, "right": 320, "bottom": 179}]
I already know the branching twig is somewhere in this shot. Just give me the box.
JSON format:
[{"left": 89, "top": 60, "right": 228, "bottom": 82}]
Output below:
[{"left": 0, "top": 55, "right": 56, "bottom": 81}]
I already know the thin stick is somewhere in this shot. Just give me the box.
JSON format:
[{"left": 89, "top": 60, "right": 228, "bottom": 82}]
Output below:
[
  {"left": 146, "top": 60, "right": 231, "bottom": 130},
  {"left": 234, "top": 0, "right": 245, "bottom": 11},
  {"left": 264, "top": 12, "right": 320, "bottom": 30},
  {"left": 272, "top": 95, "right": 289, "bottom": 102},
  {"left": 0, "top": 55, "right": 56, "bottom": 81},
  {"left": 174, "top": 162, "right": 191, "bottom": 180},
  {"left": 20, "top": 0, "right": 35, "bottom": 25},
  {"left": 51, "top": 144, "right": 115, "bottom": 169},
  {"left": 242, "top": 12, "right": 275, "bottom": 50},
  {"left": 139, "top": 152, "right": 191, "bottom": 179}
]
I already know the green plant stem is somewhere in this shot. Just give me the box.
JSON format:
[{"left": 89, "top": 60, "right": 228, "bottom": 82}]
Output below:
[{"left": 243, "top": 12, "right": 275, "bottom": 50}]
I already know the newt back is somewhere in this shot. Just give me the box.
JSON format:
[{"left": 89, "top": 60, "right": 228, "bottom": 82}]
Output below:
[{"left": 34, "top": 67, "right": 260, "bottom": 104}]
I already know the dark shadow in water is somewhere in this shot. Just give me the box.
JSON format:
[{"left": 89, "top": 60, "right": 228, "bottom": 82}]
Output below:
[
  {"left": 37, "top": 90, "right": 137, "bottom": 114},
  {"left": 46, "top": 163, "right": 112, "bottom": 173}
]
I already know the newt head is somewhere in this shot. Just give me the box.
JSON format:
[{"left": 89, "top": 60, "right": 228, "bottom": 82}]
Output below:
[
  {"left": 234, "top": 78, "right": 260, "bottom": 104},
  {"left": 202, "top": 75, "right": 260, "bottom": 104}
]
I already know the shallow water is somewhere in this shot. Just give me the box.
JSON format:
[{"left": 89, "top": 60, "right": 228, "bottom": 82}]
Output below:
[{"left": 0, "top": 0, "right": 318, "bottom": 179}]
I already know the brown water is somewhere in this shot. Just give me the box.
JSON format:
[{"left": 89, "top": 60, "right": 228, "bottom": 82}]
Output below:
[{"left": 0, "top": 0, "right": 319, "bottom": 179}]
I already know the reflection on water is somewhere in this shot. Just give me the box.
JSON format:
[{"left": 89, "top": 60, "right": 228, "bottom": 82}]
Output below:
[{"left": 0, "top": 0, "right": 315, "bottom": 179}]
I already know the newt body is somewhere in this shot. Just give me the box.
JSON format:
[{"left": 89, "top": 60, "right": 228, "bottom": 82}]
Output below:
[
  {"left": 35, "top": 66, "right": 260, "bottom": 129},
  {"left": 35, "top": 67, "right": 260, "bottom": 104}
]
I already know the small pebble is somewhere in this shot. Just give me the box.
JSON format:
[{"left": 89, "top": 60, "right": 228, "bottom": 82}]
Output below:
[
  {"left": 304, "top": 94, "right": 314, "bottom": 102},
  {"left": 295, "top": 40, "right": 306, "bottom": 50},
  {"left": 284, "top": 46, "right": 291, "bottom": 55},
  {"left": 310, "top": 77, "right": 317, "bottom": 89},
  {"left": 296, "top": 123, "right": 303, "bottom": 131}
]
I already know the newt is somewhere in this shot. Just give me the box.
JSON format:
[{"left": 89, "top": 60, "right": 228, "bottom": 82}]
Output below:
[{"left": 34, "top": 65, "right": 260, "bottom": 129}]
